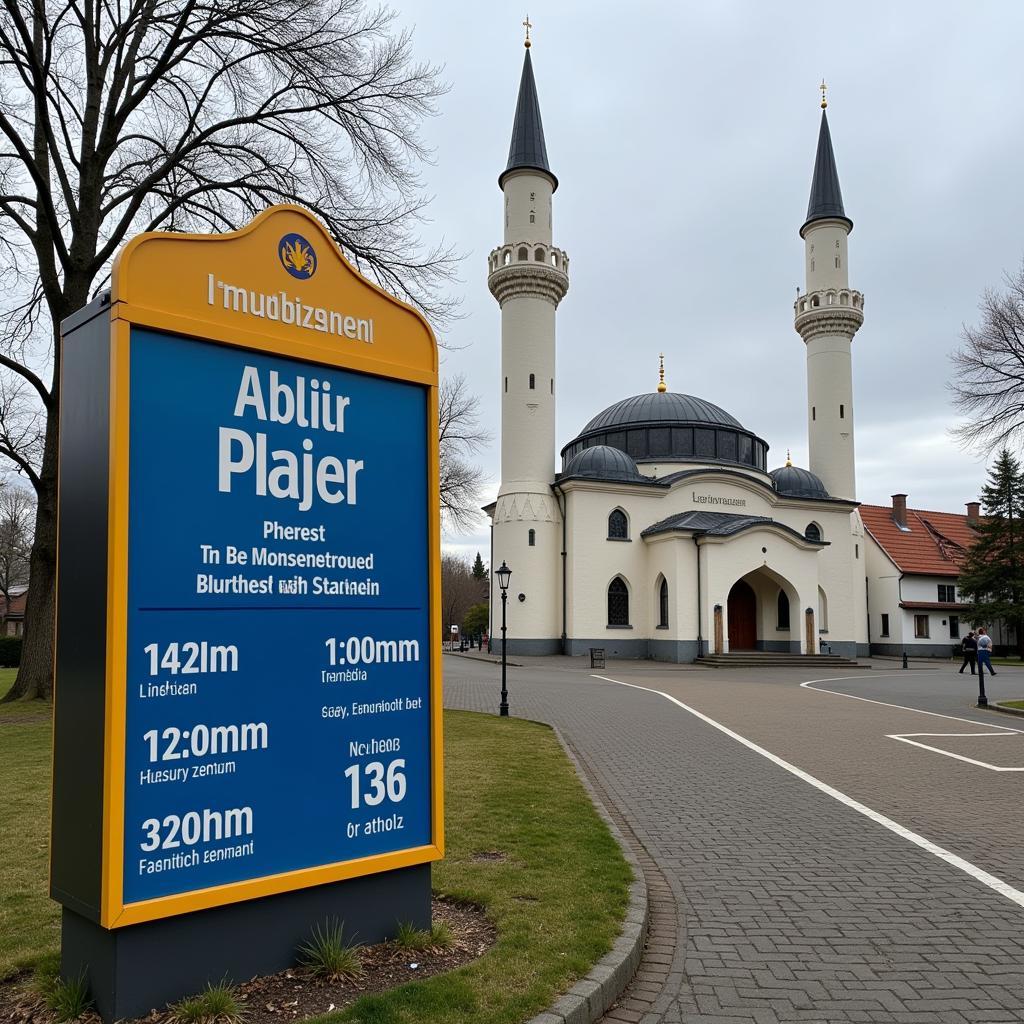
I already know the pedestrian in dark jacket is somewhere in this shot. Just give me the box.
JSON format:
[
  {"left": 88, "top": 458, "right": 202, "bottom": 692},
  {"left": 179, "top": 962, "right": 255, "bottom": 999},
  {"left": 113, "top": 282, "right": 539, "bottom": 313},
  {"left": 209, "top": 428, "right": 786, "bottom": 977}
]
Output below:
[{"left": 959, "top": 631, "right": 977, "bottom": 675}]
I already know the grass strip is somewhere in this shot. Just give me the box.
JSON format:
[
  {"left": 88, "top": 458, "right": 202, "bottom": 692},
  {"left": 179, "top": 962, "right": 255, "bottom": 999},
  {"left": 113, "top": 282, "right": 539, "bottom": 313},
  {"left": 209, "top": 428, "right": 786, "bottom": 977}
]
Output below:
[{"left": 1, "top": 695, "right": 631, "bottom": 1023}]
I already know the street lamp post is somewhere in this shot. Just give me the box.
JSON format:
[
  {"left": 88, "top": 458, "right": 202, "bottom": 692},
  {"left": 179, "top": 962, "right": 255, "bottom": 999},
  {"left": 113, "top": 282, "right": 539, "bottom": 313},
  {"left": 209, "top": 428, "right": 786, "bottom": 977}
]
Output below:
[
  {"left": 977, "top": 660, "right": 989, "bottom": 707},
  {"left": 495, "top": 560, "right": 511, "bottom": 717}
]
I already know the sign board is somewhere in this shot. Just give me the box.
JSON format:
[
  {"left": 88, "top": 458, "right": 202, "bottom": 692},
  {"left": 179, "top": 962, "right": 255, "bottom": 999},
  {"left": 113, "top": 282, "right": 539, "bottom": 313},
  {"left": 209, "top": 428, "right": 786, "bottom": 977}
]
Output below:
[{"left": 52, "top": 207, "right": 442, "bottom": 930}]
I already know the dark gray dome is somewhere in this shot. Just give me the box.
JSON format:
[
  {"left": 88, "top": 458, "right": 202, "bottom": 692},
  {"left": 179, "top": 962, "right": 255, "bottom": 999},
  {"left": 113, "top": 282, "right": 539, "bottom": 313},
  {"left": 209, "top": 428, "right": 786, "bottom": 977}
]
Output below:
[
  {"left": 770, "top": 464, "right": 830, "bottom": 499},
  {"left": 562, "top": 391, "right": 768, "bottom": 474},
  {"left": 563, "top": 445, "right": 644, "bottom": 481},
  {"left": 581, "top": 392, "right": 743, "bottom": 433}
]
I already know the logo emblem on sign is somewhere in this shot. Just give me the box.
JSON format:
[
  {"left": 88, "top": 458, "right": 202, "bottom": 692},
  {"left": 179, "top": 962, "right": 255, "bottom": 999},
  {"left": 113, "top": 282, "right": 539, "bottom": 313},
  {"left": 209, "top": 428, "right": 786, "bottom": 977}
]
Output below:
[{"left": 278, "top": 234, "right": 317, "bottom": 279}]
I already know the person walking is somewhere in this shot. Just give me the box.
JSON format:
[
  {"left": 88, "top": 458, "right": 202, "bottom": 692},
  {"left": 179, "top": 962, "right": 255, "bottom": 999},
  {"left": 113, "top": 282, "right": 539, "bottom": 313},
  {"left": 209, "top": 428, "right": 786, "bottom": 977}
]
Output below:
[
  {"left": 959, "top": 631, "right": 977, "bottom": 674},
  {"left": 976, "top": 627, "right": 996, "bottom": 676}
]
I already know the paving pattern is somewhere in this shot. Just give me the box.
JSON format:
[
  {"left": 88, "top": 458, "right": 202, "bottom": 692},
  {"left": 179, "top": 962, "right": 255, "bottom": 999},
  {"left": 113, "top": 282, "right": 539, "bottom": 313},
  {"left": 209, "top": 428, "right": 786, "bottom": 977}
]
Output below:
[{"left": 443, "top": 656, "right": 1024, "bottom": 1023}]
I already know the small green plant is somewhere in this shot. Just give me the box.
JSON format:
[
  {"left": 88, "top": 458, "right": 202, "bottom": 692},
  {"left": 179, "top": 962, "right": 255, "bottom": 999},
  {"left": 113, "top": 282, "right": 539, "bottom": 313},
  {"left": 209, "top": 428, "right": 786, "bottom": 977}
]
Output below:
[
  {"left": 394, "top": 920, "right": 454, "bottom": 951},
  {"left": 44, "top": 969, "right": 93, "bottom": 1022},
  {"left": 170, "top": 979, "right": 245, "bottom": 1024},
  {"left": 297, "top": 919, "right": 363, "bottom": 980}
]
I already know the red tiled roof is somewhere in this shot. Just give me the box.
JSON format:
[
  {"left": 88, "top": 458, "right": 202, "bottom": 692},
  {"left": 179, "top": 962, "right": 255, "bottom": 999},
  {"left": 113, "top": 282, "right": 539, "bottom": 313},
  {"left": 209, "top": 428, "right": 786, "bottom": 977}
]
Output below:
[{"left": 860, "top": 504, "right": 979, "bottom": 577}]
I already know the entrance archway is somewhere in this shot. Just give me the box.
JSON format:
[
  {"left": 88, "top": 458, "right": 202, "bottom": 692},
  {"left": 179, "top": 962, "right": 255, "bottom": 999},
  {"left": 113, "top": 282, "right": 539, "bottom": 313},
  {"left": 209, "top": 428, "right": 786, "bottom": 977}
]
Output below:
[{"left": 727, "top": 579, "right": 757, "bottom": 650}]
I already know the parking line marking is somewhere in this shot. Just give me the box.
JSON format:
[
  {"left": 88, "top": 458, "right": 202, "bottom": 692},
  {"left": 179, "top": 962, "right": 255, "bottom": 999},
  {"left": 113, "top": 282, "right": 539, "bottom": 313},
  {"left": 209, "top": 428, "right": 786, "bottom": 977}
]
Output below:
[
  {"left": 888, "top": 731, "right": 1024, "bottom": 771},
  {"left": 591, "top": 673, "right": 1024, "bottom": 911},
  {"left": 800, "top": 675, "right": 1024, "bottom": 733}
]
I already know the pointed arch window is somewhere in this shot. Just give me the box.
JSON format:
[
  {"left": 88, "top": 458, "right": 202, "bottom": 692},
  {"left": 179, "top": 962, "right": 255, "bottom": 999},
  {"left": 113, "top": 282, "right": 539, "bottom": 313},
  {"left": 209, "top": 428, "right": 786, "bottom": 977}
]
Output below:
[
  {"left": 607, "top": 509, "right": 628, "bottom": 540},
  {"left": 804, "top": 522, "right": 822, "bottom": 543},
  {"left": 777, "top": 590, "right": 790, "bottom": 630},
  {"left": 659, "top": 578, "right": 669, "bottom": 628},
  {"left": 608, "top": 577, "right": 630, "bottom": 626}
]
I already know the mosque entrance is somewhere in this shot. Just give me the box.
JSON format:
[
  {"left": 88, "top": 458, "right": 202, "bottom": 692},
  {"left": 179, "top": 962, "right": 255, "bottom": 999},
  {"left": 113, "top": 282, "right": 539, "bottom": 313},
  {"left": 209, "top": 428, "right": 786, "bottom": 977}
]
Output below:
[{"left": 727, "top": 579, "right": 757, "bottom": 650}]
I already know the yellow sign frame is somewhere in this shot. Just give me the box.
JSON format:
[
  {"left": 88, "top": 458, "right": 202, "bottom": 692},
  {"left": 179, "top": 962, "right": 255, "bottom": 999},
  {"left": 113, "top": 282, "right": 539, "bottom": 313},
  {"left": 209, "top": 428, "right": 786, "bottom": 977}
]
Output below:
[{"left": 96, "top": 205, "right": 443, "bottom": 928}]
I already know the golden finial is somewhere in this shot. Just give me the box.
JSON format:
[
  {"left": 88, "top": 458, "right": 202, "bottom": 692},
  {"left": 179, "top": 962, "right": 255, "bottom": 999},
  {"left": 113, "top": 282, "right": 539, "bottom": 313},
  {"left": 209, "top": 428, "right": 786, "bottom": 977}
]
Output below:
[
  {"left": 657, "top": 353, "right": 667, "bottom": 393},
  {"left": 523, "top": 14, "right": 532, "bottom": 48},
  {"left": 785, "top": 448, "right": 793, "bottom": 467},
  {"left": 819, "top": 79, "right": 827, "bottom": 109}
]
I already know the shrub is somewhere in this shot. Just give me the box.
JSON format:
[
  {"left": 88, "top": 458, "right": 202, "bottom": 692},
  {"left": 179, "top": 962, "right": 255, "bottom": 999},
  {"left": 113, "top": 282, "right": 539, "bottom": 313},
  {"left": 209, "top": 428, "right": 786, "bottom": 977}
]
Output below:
[{"left": 0, "top": 635, "right": 22, "bottom": 667}]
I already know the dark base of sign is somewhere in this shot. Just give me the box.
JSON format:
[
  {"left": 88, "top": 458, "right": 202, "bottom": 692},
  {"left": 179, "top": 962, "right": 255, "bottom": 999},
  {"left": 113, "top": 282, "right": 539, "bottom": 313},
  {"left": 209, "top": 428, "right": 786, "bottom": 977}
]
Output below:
[{"left": 61, "top": 864, "right": 431, "bottom": 1023}]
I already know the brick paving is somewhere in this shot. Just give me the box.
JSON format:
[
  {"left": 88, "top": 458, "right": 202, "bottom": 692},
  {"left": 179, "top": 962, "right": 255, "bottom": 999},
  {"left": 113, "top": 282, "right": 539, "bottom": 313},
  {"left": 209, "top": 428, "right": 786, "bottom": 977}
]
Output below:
[{"left": 443, "top": 656, "right": 1024, "bottom": 1023}]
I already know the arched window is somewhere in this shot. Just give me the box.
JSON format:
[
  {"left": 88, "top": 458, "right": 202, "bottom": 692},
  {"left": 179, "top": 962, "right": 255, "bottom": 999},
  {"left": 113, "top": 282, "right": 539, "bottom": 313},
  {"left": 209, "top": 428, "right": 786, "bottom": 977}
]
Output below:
[
  {"left": 534, "top": 247, "right": 545, "bottom": 261},
  {"left": 607, "top": 509, "right": 628, "bottom": 540},
  {"left": 777, "top": 590, "right": 790, "bottom": 629},
  {"left": 659, "top": 578, "right": 669, "bottom": 628},
  {"left": 608, "top": 577, "right": 629, "bottom": 626},
  {"left": 528, "top": 528, "right": 536, "bottom": 547},
  {"left": 804, "top": 522, "right": 822, "bottom": 543},
  {"left": 503, "top": 250, "right": 511, "bottom": 266},
  {"left": 818, "top": 586, "right": 829, "bottom": 632},
  {"left": 529, "top": 373, "right": 535, "bottom": 390},
  {"left": 517, "top": 246, "right": 528, "bottom": 261},
  {"left": 551, "top": 252, "right": 559, "bottom": 268}
]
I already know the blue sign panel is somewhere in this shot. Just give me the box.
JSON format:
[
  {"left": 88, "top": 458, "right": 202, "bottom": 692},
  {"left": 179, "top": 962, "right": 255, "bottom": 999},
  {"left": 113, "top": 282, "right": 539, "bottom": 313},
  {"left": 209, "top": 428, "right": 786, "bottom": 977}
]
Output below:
[{"left": 124, "top": 328, "right": 430, "bottom": 904}]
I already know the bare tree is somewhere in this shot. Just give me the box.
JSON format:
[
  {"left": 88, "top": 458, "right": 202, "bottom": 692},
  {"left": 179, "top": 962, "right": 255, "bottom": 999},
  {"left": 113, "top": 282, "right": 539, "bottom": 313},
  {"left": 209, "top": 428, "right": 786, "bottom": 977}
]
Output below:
[
  {"left": 0, "top": 483, "right": 33, "bottom": 616},
  {"left": 0, "top": 1, "right": 457, "bottom": 701},
  {"left": 438, "top": 372, "right": 490, "bottom": 532},
  {"left": 950, "top": 261, "right": 1024, "bottom": 451},
  {"left": 439, "top": 552, "right": 479, "bottom": 644}
]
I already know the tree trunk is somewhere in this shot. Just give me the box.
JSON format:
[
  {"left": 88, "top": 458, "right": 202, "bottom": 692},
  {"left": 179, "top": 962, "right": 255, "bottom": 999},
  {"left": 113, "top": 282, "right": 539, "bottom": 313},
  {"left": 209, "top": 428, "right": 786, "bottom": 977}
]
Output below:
[{"left": 1, "top": 413, "right": 57, "bottom": 702}]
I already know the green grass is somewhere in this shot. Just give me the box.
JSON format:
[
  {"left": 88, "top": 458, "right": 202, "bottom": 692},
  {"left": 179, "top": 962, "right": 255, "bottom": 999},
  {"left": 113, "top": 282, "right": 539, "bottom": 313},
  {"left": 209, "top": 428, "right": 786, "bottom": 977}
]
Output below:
[
  {"left": 170, "top": 980, "right": 245, "bottom": 1024},
  {"left": 296, "top": 919, "right": 363, "bottom": 980},
  {"left": 0, "top": 702, "right": 631, "bottom": 1024},
  {"left": 394, "top": 920, "right": 453, "bottom": 952},
  {"left": 999, "top": 699, "right": 1024, "bottom": 710},
  {"left": 990, "top": 657, "right": 1024, "bottom": 666},
  {"left": 0, "top": 667, "right": 58, "bottom": 979}
]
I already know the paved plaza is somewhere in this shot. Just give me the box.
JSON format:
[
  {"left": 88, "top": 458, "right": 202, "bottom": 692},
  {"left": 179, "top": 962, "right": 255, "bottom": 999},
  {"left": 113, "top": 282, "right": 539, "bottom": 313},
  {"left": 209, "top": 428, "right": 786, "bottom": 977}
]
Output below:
[{"left": 443, "top": 655, "right": 1024, "bottom": 1023}]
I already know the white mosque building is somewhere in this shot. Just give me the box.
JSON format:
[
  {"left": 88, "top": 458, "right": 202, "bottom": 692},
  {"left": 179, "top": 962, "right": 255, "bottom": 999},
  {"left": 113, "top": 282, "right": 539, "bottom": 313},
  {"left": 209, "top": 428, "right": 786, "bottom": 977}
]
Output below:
[{"left": 485, "top": 40, "right": 873, "bottom": 661}]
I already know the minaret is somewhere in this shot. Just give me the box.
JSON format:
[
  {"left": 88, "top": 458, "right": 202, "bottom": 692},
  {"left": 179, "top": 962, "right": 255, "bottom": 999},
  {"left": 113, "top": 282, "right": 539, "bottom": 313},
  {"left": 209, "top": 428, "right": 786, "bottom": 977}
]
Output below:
[
  {"left": 793, "top": 83, "right": 864, "bottom": 500},
  {"left": 487, "top": 26, "right": 569, "bottom": 652}
]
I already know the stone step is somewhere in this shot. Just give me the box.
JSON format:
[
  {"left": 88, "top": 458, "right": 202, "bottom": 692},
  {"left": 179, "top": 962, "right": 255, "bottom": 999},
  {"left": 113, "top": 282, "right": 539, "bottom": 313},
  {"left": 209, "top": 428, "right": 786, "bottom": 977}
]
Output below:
[{"left": 697, "top": 653, "right": 869, "bottom": 669}]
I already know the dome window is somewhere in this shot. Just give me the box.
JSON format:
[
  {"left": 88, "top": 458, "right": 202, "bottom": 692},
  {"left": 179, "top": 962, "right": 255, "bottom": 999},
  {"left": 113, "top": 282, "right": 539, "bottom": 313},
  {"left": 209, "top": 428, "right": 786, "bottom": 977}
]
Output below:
[
  {"left": 804, "top": 522, "right": 822, "bottom": 543},
  {"left": 608, "top": 509, "right": 629, "bottom": 540},
  {"left": 607, "top": 577, "right": 630, "bottom": 626}
]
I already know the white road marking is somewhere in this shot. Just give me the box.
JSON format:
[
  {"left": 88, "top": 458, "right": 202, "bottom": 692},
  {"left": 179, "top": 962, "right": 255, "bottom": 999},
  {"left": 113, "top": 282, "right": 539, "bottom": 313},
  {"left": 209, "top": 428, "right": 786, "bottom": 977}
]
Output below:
[
  {"left": 591, "top": 673, "right": 1024, "bottom": 911},
  {"left": 888, "top": 731, "right": 1024, "bottom": 771},
  {"left": 799, "top": 675, "right": 1024, "bottom": 733}
]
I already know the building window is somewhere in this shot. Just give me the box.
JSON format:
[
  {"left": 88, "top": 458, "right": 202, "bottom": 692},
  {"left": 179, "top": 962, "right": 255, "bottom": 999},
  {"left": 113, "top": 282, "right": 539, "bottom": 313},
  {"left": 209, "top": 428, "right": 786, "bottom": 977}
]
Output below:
[
  {"left": 608, "top": 577, "right": 629, "bottom": 626},
  {"left": 550, "top": 378, "right": 553, "bottom": 394},
  {"left": 855, "top": 543, "right": 859, "bottom": 559},
  {"left": 914, "top": 615, "right": 930, "bottom": 639},
  {"left": 812, "top": 406, "right": 816, "bottom": 421},
  {"left": 937, "top": 583, "right": 956, "bottom": 602},
  {"left": 804, "top": 522, "right": 822, "bottom": 542},
  {"left": 529, "top": 373, "right": 535, "bottom": 390},
  {"left": 518, "top": 246, "right": 528, "bottom": 261},
  {"left": 528, "top": 528, "right": 535, "bottom": 547},
  {"left": 504, "top": 376, "right": 507, "bottom": 393},
  {"left": 607, "top": 509, "right": 628, "bottom": 540},
  {"left": 880, "top": 613, "right": 889, "bottom": 637},
  {"left": 777, "top": 590, "right": 790, "bottom": 630},
  {"left": 659, "top": 578, "right": 669, "bottom": 628},
  {"left": 949, "top": 615, "right": 960, "bottom": 639},
  {"left": 839, "top": 404, "right": 845, "bottom": 419}
]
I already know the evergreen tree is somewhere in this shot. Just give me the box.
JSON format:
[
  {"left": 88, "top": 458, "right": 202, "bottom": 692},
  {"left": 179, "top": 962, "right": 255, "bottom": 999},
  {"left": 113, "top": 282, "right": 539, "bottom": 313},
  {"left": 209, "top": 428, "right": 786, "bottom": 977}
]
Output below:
[
  {"left": 958, "top": 448, "right": 1024, "bottom": 658},
  {"left": 471, "top": 552, "right": 488, "bottom": 582}
]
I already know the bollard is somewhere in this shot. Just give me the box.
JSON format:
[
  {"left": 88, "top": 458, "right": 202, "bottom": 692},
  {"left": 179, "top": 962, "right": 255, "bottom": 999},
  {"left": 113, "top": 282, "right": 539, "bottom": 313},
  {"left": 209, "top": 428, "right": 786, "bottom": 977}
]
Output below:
[{"left": 902, "top": 651, "right": 908, "bottom": 669}]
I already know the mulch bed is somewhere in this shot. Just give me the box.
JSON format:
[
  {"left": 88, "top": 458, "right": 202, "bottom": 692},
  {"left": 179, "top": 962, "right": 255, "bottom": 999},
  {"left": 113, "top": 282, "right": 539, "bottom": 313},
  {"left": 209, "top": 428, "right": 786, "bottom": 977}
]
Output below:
[{"left": 1, "top": 897, "right": 494, "bottom": 1024}]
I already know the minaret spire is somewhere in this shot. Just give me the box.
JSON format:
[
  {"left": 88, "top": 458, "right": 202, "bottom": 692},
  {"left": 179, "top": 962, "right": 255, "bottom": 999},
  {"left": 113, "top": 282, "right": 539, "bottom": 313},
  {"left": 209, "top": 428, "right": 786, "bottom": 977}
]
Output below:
[
  {"left": 499, "top": 35, "right": 557, "bottom": 191},
  {"left": 801, "top": 93, "right": 851, "bottom": 237}
]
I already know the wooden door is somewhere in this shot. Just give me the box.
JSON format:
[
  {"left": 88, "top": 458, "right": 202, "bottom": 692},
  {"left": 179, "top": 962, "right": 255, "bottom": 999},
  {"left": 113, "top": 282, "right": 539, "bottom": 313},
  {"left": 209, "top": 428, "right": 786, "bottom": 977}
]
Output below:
[{"left": 727, "top": 580, "right": 757, "bottom": 651}]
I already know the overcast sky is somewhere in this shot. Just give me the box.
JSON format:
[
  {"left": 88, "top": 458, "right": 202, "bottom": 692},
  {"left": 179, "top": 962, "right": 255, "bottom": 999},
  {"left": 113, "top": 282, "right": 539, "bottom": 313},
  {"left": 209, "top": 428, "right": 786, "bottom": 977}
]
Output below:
[{"left": 393, "top": 3, "right": 1024, "bottom": 563}]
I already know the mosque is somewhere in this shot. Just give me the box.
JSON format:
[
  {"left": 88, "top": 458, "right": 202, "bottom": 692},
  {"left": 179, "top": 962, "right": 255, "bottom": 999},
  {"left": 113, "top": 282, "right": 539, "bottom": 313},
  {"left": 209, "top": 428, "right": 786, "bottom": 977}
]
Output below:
[{"left": 484, "top": 35, "right": 874, "bottom": 661}]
